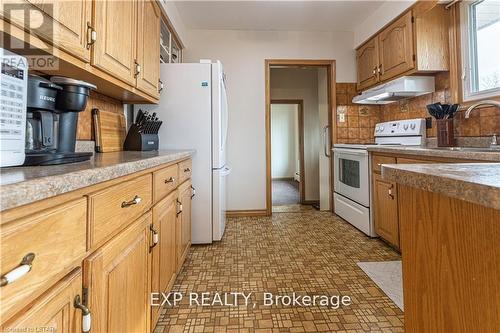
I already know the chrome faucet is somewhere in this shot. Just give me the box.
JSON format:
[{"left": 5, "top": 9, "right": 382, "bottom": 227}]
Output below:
[{"left": 464, "top": 100, "right": 500, "bottom": 118}]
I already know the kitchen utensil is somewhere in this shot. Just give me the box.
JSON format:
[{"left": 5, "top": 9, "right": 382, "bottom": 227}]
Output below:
[{"left": 436, "top": 118, "right": 454, "bottom": 147}]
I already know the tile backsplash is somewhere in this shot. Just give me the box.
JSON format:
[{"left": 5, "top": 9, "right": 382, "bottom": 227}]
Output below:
[{"left": 336, "top": 72, "right": 499, "bottom": 144}]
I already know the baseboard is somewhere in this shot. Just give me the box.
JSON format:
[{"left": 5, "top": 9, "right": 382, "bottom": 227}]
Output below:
[{"left": 226, "top": 209, "right": 269, "bottom": 217}]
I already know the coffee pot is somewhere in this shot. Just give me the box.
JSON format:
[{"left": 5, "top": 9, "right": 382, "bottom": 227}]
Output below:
[{"left": 24, "top": 75, "right": 96, "bottom": 166}]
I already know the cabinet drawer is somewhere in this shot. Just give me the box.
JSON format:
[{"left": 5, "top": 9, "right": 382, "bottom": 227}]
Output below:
[
  {"left": 178, "top": 159, "right": 192, "bottom": 184},
  {"left": 154, "top": 164, "right": 178, "bottom": 202},
  {"left": 372, "top": 155, "right": 396, "bottom": 173},
  {"left": 89, "top": 174, "right": 152, "bottom": 249},
  {"left": 1, "top": 198, "right": 87, "bottom": 323}
]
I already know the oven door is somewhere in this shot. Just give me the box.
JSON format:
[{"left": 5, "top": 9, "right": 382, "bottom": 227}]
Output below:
[{"left": 333, "top": 148, "right": 369, "bottom": 207}]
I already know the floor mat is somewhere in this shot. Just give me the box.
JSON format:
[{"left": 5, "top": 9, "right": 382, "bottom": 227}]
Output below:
[{"left": 357, "top": 261, "right": 404, "bottom": 311}]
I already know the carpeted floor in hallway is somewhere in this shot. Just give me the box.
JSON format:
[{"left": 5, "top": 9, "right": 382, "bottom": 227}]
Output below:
[{"left": 154, "top": 210, "right": 404, "bottom": 333}]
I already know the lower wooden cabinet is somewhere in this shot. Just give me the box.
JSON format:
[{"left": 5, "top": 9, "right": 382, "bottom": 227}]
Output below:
[
  {"left": 151, "top": 191, "right": 177, "bottom": 326},
  {"left": 83, "top": 212, "right": 152, "bottom": 333},
  {"left": 1, "top": 268, "right": 83, "bottom": 332},
  {"left": 176, "top": 180, "right": 193, "bottom": 272},
  {"left": 372, "top": 173, "right": 400, "bottom": 249}
]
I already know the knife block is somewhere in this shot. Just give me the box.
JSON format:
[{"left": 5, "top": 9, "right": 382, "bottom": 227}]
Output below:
[
  {"left": 436, "top": 119, "right": 454, "bottom": 147},
  {"left": 123, "top": 124, "right": 159, "bottom": 151}
]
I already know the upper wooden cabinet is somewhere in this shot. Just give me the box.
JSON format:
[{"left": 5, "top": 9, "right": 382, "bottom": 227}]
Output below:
[
  {"left": 356, "top": 4, "right": 449, "bottom": 91},
  {"left": 92, "top": 0, "right": 138, "bottom": 85},
  {"left": 1, "top": 0, "right": 91, "bottom": 62},
  {"left": 356, "top": 37, "right": 380, "bottom": 91},
  {"left": 378, "top": 11, "right": 414, "bottom": 82},
  {"left": 136, "top": 0, "right": 161, "bottom": 98}
]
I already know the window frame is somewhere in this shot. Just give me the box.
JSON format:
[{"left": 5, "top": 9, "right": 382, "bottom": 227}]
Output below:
[{"left": 459, "top": 0, "right": 500, "bottom": 102}]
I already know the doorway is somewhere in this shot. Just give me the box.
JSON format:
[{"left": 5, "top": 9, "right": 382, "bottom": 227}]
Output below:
[
  {"left": 265, "top": 60, "right": 336, "bottom": 216},
  {"left": 270, "top": 100, "right": 304, "bottom": 207}
]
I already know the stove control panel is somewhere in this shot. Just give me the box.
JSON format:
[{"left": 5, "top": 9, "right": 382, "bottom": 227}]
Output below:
[{"left": 374, "top": 118, "right": 426, "bottom": 137}]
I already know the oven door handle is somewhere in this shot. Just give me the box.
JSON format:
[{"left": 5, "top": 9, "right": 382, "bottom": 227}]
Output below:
[{"left": 332, "top": 148, "right": 368, "bottom": 156}]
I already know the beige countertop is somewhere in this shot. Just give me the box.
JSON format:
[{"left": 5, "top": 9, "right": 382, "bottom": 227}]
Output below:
[
  {"left": 367, "top": 145, "right": 500, "bottom": 162},
  {"left": 0, "top": 150, "right": 194, "bottom": 212},
  {"left": 382, "top": 163, "right": 500, "bottom": 210}
]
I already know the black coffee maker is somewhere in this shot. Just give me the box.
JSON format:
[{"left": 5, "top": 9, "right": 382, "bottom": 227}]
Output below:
[{"left": 24, "top": 75, "right": 96, "bottom": 165}]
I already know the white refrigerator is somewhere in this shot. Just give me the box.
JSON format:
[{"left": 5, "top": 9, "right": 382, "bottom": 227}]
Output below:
[{"left": 139, "top": 60, "right": 230, "bottom": 244}]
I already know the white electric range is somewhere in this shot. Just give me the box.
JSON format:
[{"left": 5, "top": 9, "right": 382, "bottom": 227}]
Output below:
[{"left": 332, "top": 118, "right": 426, "bottom": 237}]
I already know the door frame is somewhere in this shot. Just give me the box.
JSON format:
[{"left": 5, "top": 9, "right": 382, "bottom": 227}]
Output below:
[
  {"left": 265, "top": 59, "right": 337, "bottom": 216},
  {"left": 270, "top": 99, "right": 305, "bottom": 204}
]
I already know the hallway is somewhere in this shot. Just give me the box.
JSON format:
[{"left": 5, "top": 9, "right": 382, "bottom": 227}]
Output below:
[
  {"left": 272, "top": 179, "right": 300, "bottom": 206},
  {"left": 155, "top": 210, "right": 404, "bottom": 332}
]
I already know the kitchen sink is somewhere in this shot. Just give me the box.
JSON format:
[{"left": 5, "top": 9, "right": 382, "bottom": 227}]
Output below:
[{"left": 430, "top": 147, "right": 500, "bottom": 152}]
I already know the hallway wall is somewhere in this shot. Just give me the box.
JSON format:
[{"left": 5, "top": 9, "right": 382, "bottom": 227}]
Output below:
[{"left": 271, "top": 104, "right": 299, "bottom": 179}]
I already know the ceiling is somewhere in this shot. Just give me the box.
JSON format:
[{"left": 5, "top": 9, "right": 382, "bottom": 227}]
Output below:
[{"left": 172, "top": 1, "right": 390, "bottom": 32}]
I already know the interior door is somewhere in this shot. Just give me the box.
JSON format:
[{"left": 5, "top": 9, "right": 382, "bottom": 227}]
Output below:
[
  {"left": 92, "top": 0, "right": 137, "bottom": 85},
  {"left": 378, "top": 10, "right": 414, "bottom": 81}
]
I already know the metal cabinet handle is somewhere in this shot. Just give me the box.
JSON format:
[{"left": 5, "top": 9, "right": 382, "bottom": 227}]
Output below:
[
  {"left": 176, "top": 199, "right": 183, "bottom": 216},
  {"left": 184, "top": 167, "right": 191, "bottom": 173},
  {"left": 323, "top": 125, "right": 331, "bottom": 157},
  {"left": 134, "top": 61, "right": 141, "bottom": 78},
  {"left": 86, "top": 22, "right": 96, "bottom": 49},
  {"left": 1, "top": 253, "right": 35, "bottom": 287},
  {"left": 158, "top": 79, "right": 164, "bottom": 93},
  {"left": 121, "top": 195, "right": 141, "bottom": 208},
  {"left": 378, "top": 64, "right": 382, "bottom": 74},
  {"left": 191, "top": 185, "right": 196, "bottom": 199},
  {"left": 74, "top": 295, "right": 91, "bottom": 333},
  {"left": 150, "top": 225, "right": 159, "bottom": 248},
  {"left": 165, "top": 177, "right": 175, "bottom": 184},
  {"left": 372, "top": 66, "right": 377, "bottom": 76},
  {"left": 388, "top": 185, "right": 394, "bottom": 199}
]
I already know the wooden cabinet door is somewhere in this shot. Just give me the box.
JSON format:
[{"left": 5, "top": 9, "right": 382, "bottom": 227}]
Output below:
[
  {"left": 356, "top": 37, "right": 379, "bottom": 90},
  {"left": 136, "top": 0, "right": 160, "bottom": 98},
  {"left": 151, "top": 192, "right": 177, "bottom": 326},
  {"left": 1, "top": 0, "right": 91, "bottom": 62},
  {"left": 92, "top": 0, "right": 137, "bottom": 85},
  {"left": 83, "top": 213, "right": 151, "bottom": 333},
  {"left": 378, "top": 10, "right": 414, "bottom": 82},
  {"left": 373, "top": 173, "right": 400, "bottom": 248},
  {"left": 176, "top": 181, "right": 192, "bottom": 272},
  {"left": 2, "top": 268, "right": 82, "bottom": 332}
]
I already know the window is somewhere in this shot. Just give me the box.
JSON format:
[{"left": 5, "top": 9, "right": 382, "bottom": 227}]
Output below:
[{"left": 460, "top": 0, "right": 500, "bottom": 101}]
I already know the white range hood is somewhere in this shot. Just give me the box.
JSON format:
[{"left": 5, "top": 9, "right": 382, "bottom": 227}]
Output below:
[{"left": 352, "top": 76, "right": 435, "bottom": 105}]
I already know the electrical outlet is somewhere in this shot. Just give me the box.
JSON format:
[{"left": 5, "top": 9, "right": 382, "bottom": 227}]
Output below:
[{"left": 339, "top": 114, "right": 346, "bottom": 122}]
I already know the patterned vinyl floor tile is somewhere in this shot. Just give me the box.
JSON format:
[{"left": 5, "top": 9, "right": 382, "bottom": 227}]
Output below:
[{"left": 155, "top": 209, "right": 404, "bottom": 333}]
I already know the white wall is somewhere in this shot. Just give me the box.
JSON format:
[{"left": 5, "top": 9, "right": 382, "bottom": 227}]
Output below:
[
  {"left": 184, "top": 29, "right": 355, "bottom": 210},
  {"left": 271, "top": 68, "right": 320, "bottom": 201},
  {"left": 354, "top": 0, "right": 415, "bottom": 47},
  {"left": 271, "top": 104, "right": 298, "bottom": 179}
]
